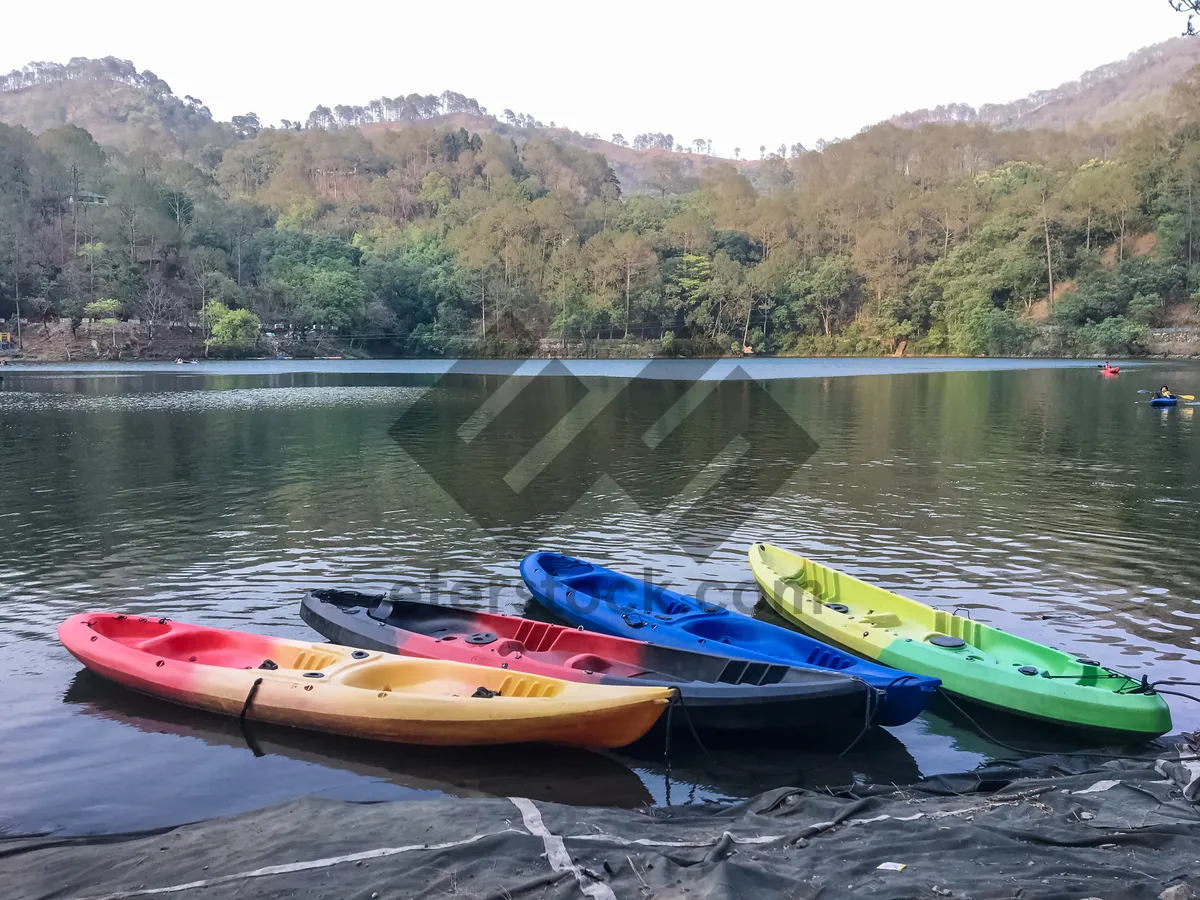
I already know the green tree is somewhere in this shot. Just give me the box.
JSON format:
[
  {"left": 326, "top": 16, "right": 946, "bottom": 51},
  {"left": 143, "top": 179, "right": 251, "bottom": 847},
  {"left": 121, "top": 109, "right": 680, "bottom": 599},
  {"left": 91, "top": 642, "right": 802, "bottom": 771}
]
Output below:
[
  {"left": 308, "top": 267, "right": 368, "bottom": 331},
  {"left": 84, "top": 298, "right": 121, "bottom": 348},
  {"left": 208, "top": 307, "right": 262, "bottom": 352},
  {"left": 790, "top": 255, "right": 860, "bottom": 338},
  {"left": 1091, "top": 162, "right": 1139, "bottom": 262},
  {"left": 419, "top": 172, "right": 453, "bottom": 213},
  {"left": 77, "top": 241, "right": 106, "bottom": 296},
  {"left": 611, "top": 231, "right": 656, "bottom": 336}
]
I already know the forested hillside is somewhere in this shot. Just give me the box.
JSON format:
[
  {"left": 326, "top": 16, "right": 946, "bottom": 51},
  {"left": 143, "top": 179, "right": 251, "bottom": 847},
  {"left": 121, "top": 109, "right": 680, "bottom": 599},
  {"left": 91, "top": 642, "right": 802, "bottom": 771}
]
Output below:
[
  {"left": 891, "top": 37, "right": 1200, "bottom": 132},
  {"left": 2, "top": 53, "right": 1200, "bottom": 359},
  {"left": 0, "top": 58, "right": 228, "bottom": 154},
  {"left": 0, "top": 59, "right": 731, "bottom": 196}
]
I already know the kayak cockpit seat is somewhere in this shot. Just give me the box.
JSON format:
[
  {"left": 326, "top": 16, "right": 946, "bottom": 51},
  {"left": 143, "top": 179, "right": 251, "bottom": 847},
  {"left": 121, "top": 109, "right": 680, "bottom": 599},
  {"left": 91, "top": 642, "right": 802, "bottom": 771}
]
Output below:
[
  {"left": 369, "top": 600, "right": 396, "bottom": 622},
  {"left": 537, "top": 554, "right": 594, "bottom": 578},
  {"left": 860, "top": 612, "right": 902, "bottom": 628},
  {"left": 679, "top": 616, "right": 779, "bottom": 645},
  {"left": 311, "top": 589, "right": 384, "bottom": 609},
  {"left": 89, "top": 615, "right": 172, "bottom": 645},
  {"left": 563, "top": 653, "right": 612, "bottom": 672},
  {"left": 137, "top": 629, "right": 342, "bottom": 671},
  {"left": 562, "top": 571, "right": 693, "bottom": 618},
  {"left": 136, "top": 630, "right": 249, "bottom": 662}
]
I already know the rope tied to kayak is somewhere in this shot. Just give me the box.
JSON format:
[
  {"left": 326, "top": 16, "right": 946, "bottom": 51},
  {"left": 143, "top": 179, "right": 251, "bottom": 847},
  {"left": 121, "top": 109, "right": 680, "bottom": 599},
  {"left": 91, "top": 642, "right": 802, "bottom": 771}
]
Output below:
[
  {"left": 935, "top": 685, "right": 1199, "bottom": 765},
  {"left": 1148, "top": 679, "right": 1200, "bottom": 706},
  {"left": 661, "top": 675, "right": 883, "bottom": 784},
  {"left": 239, "top": 677, "right": 265, "bottom": 758},
  {"left": 830, "top": 675, "right": 887, "bottom": 760}
]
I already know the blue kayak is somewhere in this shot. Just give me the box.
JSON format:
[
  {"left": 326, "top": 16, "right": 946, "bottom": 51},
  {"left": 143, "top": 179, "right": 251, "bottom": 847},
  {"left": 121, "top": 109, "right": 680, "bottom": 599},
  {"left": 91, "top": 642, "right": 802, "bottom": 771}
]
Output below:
[
  {"left": 520, "top": 551, "right": 940, "bottom": 727},
  {"left": 1150, "top": 396, "right": 1178, "bottom": 407}
]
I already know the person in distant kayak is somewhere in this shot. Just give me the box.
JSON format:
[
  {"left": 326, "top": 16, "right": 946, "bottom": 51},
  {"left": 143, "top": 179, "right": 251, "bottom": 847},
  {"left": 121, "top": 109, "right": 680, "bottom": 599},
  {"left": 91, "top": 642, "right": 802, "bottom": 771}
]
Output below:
[{"left": 1158, "top": 385, "right": 1176, "bottom": 398}]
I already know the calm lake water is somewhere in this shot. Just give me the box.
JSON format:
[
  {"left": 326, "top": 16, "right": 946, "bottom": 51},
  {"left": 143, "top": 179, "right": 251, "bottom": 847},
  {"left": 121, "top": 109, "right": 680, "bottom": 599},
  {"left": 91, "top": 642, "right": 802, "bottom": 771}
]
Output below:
[{"left": 2, "top": 357, "right": 1199, "bottom": 835}]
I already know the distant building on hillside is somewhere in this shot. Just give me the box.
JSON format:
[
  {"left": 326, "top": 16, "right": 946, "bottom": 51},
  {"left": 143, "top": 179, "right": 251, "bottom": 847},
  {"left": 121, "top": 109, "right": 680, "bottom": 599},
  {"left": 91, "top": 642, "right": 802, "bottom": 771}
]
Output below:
[{"left": 68, "top": 191, "right": 107, "bottom": 206}]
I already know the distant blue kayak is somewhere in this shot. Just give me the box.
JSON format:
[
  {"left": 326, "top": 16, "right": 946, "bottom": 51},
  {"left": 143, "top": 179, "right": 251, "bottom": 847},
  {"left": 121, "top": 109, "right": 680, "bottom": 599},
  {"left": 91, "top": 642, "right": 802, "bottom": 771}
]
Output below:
[
  {"left": 1150, "top": 396, "right": 1178, "bottom": 407},
  {"left": 520, "top": 552, "right": 940, "bottom": 727}
]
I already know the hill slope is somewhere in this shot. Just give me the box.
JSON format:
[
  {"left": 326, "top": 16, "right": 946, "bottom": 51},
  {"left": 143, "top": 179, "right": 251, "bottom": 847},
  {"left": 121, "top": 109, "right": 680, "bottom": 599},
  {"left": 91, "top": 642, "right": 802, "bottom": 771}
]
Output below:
[
  {"left": 0, "top": 57, "right": 229, "bottom": 150},
  {"left": 8, "top": 38, "right": 1200, "bottom": 194},
  {"left": 890, "top": 36, "right": 1200, "bottom": 131},
  {"left": 0, "top": 58, "right": 732, "bottom": 192},
  {"left": 358, "top": 116, "right": 730, "bottom": 193}
]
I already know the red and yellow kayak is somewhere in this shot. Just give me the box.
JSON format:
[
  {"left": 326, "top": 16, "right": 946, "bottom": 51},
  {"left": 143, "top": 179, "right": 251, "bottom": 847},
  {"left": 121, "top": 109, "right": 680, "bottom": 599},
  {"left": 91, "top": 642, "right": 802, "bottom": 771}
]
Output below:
[{"left": 58, "top": 613, "right": 672, "bottom": 748}]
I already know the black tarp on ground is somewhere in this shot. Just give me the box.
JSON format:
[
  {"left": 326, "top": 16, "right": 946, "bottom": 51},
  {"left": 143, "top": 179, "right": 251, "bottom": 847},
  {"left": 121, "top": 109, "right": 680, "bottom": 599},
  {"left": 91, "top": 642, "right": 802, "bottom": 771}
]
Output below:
[{"left": 5, "top": 747, "right": 1200, "bottom": 900}]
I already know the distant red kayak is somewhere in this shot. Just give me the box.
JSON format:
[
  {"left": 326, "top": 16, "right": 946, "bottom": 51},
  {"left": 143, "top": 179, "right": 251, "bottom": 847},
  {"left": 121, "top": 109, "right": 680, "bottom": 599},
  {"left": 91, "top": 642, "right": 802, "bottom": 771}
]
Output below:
[{"left": 1101, "top": 366, "right": 1120, "bottom": 376}]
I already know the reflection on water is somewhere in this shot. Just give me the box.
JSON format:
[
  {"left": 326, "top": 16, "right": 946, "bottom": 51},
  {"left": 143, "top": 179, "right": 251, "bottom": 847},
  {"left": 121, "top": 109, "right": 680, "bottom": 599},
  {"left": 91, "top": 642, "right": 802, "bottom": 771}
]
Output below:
[
  {"left": 54, "top": 671, "right": 653, "bottom": 819},
  {"left": 1, "top": 359, "right": 1199, "bottom": 835}
]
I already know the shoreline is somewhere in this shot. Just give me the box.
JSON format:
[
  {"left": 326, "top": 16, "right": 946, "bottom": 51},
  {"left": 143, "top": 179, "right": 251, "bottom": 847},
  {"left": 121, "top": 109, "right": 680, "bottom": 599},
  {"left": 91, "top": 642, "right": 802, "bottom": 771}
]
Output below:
[
  {"left": 0, "top": 356, "right": 1181, "bottom": 383},
  {"left": 5, "top": 742, "right": 1197, "bottom": 900},
  {"left": 2, "top": 319, "right": 1198, "bottom": 367},
  {"left": 5, "top": 349, "right": 1198, "bottom": 368}
]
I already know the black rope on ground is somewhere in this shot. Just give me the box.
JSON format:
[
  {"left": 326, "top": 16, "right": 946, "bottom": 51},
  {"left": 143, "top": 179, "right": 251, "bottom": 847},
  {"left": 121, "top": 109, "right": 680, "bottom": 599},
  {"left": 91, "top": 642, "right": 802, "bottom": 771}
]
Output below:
[
  {"left": 936, "top": 688, "right": 1051, "bottom": 758},
  {"left": 935, "top": 687, "right": 1186, "bottom": 766},
  {"left": 239, "top": 677, "right": 265, "bottom": 758}
]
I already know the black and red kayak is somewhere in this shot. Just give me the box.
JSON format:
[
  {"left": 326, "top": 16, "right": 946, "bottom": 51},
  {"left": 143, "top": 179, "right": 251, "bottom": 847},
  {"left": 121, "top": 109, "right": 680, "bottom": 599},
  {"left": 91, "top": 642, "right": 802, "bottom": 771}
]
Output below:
[{"left": 301, "top": 590, "right": 879, "bottom": 738}]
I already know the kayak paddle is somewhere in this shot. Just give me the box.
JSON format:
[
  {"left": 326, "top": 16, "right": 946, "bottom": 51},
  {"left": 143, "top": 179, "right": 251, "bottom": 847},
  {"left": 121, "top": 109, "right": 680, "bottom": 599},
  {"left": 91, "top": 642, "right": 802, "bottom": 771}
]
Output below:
[{"left": 1137, "top": 390, "right": 1195, "bottom": 400}]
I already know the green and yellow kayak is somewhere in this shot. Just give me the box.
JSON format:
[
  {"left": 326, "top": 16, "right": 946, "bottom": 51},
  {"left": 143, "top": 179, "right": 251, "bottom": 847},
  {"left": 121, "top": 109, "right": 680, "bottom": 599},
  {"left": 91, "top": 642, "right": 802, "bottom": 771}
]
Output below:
[{"left": 749, "top": 543, "right": 1172, "bottom": 739}]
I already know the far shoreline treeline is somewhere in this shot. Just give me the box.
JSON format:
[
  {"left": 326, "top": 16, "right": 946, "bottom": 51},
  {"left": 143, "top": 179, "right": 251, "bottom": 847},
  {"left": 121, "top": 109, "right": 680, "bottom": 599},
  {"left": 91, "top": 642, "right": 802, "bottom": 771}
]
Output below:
[{"left": 4, "top": 56, "right": 1200, "bottom": 362}]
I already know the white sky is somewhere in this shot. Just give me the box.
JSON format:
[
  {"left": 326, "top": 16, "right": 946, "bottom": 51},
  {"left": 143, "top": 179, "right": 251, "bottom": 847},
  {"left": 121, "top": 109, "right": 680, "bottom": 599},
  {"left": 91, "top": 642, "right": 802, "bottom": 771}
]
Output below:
[{"left": 0, "top": 0, "right": 1188, "bottom": 157}]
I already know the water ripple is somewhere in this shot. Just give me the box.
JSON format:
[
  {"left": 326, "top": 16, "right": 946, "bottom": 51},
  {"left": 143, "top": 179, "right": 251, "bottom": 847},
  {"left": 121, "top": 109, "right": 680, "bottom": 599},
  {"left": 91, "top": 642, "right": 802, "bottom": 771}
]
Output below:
[{"left": 2, "top": 360, "right": 1199, "bottom": 834}]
